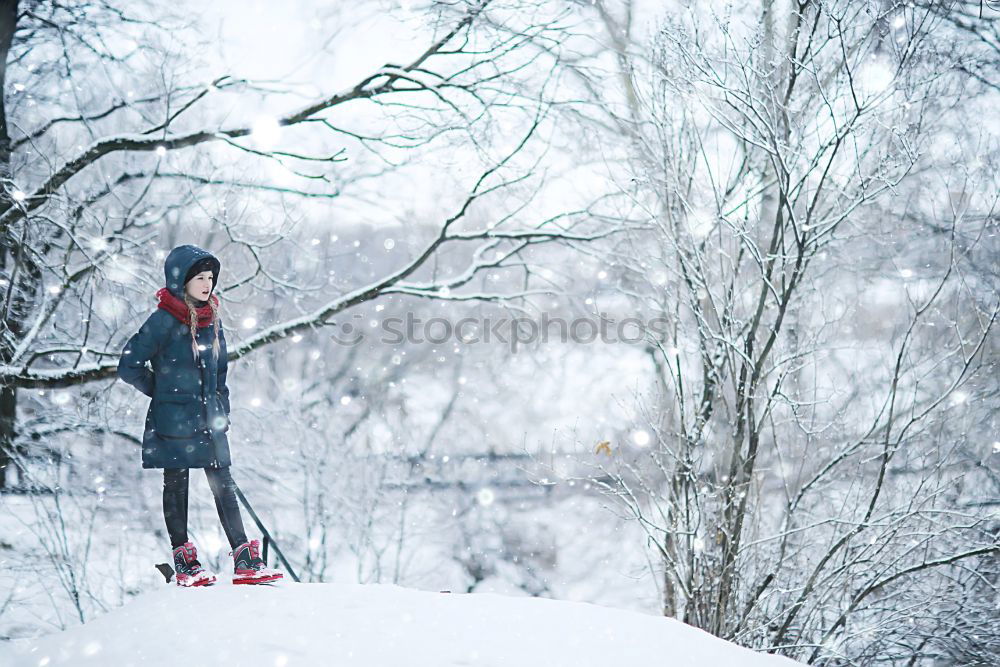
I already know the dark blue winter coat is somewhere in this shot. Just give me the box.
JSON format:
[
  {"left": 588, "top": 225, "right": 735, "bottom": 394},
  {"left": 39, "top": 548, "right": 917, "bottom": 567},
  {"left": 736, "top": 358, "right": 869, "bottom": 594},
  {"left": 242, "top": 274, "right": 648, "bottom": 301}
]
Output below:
[{"left": 117, "top": 245, "right": 232, "bottom": 469}]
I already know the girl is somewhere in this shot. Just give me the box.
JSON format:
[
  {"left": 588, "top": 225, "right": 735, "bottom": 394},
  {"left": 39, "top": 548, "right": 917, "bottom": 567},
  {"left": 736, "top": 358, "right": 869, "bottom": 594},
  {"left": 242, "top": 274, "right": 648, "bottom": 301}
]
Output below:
[{"left": 117, "top": 244, "right": 283, "bottom": 587}]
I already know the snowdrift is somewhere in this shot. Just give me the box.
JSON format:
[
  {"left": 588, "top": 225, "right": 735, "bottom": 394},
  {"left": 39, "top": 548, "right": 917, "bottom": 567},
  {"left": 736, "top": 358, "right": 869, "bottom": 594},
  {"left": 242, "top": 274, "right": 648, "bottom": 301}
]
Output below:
[{"left": 1, "top": 580, "right": 803, "bottom": 666}]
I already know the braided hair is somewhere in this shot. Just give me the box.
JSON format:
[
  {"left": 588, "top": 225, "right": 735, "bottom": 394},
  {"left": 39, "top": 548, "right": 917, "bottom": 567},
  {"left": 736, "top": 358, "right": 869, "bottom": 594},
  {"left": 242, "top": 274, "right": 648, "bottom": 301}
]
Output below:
[{"left": 182, "top": 291, "right": 221, "bottom": 363}]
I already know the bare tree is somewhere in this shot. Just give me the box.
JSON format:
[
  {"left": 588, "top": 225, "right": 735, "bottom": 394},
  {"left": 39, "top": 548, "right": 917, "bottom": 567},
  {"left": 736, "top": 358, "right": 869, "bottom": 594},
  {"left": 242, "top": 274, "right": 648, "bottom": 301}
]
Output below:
[
  {"left": 576, "top": 0, "right": 999, "bottom": 663},
  {"left": 0, "top": 0, "right": 628, "bottom": 490},
  {"left": 0, "top": 0, "right": 650, "bottom": 639}
]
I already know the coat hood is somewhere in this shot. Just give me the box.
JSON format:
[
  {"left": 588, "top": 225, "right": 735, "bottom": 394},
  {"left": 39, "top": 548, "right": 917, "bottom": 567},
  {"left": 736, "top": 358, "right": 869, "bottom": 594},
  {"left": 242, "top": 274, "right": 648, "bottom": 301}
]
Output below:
[{"left": 164, "top": 244, "right": 221, "bottom": 300}]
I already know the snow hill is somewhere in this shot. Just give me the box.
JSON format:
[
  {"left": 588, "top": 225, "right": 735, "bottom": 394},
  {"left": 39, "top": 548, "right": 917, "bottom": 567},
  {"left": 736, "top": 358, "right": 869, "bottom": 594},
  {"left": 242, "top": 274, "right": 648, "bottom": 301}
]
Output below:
[{"left": 1, "top": 580, "right": 804, "bottom": 666}]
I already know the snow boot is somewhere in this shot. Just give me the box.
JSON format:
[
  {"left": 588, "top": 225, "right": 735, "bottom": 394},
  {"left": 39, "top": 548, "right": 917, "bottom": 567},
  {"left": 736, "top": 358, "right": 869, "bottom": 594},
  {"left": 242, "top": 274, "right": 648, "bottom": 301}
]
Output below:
[
  {"left": 172, "top": 542, "right": 217, "bottom": 587},
  {"left": 231, "top": 538, "right": 284, "bottom": 585}
]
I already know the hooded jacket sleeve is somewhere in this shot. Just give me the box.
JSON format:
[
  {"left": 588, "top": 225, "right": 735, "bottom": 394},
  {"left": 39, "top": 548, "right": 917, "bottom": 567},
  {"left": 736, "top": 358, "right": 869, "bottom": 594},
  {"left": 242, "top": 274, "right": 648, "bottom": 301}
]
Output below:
[
  {"left": 117, "top": 311, "right": 162, "bottom": 398},
  {"left": 217, "top": 324, "right": 231, "bottom": 416}
]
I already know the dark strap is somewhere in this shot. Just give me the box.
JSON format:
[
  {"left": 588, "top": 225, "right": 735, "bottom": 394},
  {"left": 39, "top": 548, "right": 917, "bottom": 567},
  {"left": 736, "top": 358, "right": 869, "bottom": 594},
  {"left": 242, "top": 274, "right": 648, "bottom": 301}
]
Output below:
[{"left": 233, "top": 482, "right": 301, "bottom": 582}]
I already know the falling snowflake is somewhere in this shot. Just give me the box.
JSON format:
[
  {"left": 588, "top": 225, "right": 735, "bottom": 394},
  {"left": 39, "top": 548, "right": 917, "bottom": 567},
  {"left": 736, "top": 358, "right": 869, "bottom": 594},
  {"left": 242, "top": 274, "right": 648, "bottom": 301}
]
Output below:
[
  {"left": 251, "top": 116, "right": 282, "bottom": 150},
  {"left": 631, "top": 429, "right": 651, "bottom": 447},
  {"left": 476, "top": 487, "right": 495, "bottom": 506}
]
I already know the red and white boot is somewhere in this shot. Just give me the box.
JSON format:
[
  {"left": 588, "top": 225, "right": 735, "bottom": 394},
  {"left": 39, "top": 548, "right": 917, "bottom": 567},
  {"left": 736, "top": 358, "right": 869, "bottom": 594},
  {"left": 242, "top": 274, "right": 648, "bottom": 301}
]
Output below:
[
  {"left": 172, "top": 542, "right": 217, "bottom": 587},
  {"left": 231, "top": 539, "right": 283, "bottom": 585}
]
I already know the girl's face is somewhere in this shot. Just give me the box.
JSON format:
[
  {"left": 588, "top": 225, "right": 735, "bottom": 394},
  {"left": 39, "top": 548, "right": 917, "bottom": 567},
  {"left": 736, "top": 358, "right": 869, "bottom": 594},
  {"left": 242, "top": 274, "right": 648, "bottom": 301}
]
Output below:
[{"left": 184, "top": 270, "right": 214, "bottom": 301}]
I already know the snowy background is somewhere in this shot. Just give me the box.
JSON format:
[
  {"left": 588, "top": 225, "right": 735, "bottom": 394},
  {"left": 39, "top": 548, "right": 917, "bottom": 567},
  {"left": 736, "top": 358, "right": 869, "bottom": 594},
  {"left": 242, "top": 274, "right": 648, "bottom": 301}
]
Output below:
[{"left": 0, "top": 1, "right": 997, "bottom": 665}]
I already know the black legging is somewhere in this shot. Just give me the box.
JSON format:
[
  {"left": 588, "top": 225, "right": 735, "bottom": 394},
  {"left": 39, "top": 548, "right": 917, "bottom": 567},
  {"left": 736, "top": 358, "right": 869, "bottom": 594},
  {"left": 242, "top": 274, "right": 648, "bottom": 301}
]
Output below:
[{"left": 163, "top": 467, "right": 248, "bottom": 550}]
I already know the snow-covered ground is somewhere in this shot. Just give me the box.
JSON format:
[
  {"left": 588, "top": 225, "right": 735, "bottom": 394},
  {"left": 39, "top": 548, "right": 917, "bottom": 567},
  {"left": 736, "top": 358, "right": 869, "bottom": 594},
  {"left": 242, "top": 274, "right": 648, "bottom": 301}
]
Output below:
[{"left": 2, "top": 580, "right": 803, "bottom": 667}]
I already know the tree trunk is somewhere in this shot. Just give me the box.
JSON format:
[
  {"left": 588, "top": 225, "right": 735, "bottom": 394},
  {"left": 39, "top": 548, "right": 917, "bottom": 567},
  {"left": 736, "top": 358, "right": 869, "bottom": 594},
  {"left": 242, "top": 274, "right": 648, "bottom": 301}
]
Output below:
[{"left": 0, "top": 0, "right": 21, "bottom": 490}]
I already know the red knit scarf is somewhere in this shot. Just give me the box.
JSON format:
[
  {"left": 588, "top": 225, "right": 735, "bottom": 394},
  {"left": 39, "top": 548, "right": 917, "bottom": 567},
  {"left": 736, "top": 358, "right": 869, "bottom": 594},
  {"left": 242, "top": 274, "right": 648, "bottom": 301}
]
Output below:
[{"left": 156, "top": 287, "right": 218, "bottom": 328}]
